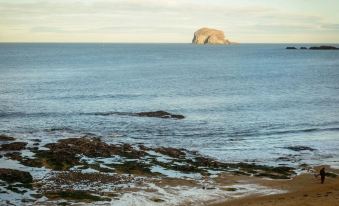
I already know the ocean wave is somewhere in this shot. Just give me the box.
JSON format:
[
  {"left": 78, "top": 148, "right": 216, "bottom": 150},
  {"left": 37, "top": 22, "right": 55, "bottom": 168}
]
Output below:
[
  {"left": 43, "top": 127, "right": 76, "bottom": 133},
  {"left": 0, "top": 112, "right": 76, "bottom": 118},
  {"left": 229, "top": 127, "right": 339, "bottom": 138},
  {"left": 31, "top": 93, "right": 144, "bottom": 100}
]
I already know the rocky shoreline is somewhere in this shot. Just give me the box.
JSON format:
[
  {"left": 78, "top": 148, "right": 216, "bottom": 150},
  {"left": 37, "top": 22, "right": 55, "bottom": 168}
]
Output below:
[{"left": 2, "top": 133, "right": 332, "bottom": 205}]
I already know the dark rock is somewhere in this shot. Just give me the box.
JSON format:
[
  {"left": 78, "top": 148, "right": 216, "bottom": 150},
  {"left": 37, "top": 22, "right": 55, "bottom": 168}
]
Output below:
[
  {"left": 155, "top": 147, "right": 186, "bottom": 158},
  {"left": 151, "top": 198, "right": 165, "bottom": 202},
  {"left": 4, "top": 152, "right": 22, "bottom": 161},
  {"left": 0, "top": 142, "right": 27, "bottom": 151},
  {"left": 224, "top": 188, "right": 237, "bottom": 191},
  {"left": 136, "top": 111, "right": 185, "bottom": 119},
  {"left": 0, "top": 168, "right": 33, "bottom": 184},
  {"left": 138, "top": 144, "right": 149, "bottom": 151},
  {"left": 286, "top": 47, "right": 297, "bottom": 49},
  {"left": 11, "top": 136, "right": 297, "bottom": 180},
  {"left": 309, "top": 46, "right": 338, "bottom": 50},
  {"left": 112, "top": 161, "right": 152, "bottom": 175},
  {"left": 171, "top": 164, "right": 200, "bottom": 173},
  {"left": 31, "top": 137, "right": 116, "bottom": 170},
  {"left": 195, "top": 156, "right": 220, "bottom": 167},
  {"left": 285, "top": 146, "right": 316, "bottom": 151},
  {"left": 23, "top": 137, "right": 146, "bottom": 170},
  {"left": 44, "top": 190, "right": 110, "bottom": 202},
  {"left": 0, "top": 134, "right": 15, "bottom": 141},
  {"left": 47, "top": 171, "right": 133, "bottom": 185},
  {"left": 300, "top": 47, "right": 307, "bottom": 49},
  {"left": 30, "top": 193, "right": 43, "bottom": 199}
]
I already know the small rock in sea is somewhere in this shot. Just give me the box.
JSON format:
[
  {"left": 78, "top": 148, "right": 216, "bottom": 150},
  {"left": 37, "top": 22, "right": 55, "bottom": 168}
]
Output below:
[
  {"left": 285, "top": 146, "right": 316, "bottom": 151},
  {"left": 136, "top": 111, "right": 185, "bottom": 119},
  {"left": 0, "top": 134, "right": 15, "bottom": 141},
  {"left": 286, "top": 47, "right": 297, "bottom": 49},
  {"left": 309, "top": 45, "right": 338, "bottom": 50},
  {"left": 300, "top": 47, "right": 307, "bottom": 49},
  {"left": 0, "top": 142, "right": 27, "bottom": 151},
  {"left": 151, "top": 198, "right": 165, "bottom": 203}
]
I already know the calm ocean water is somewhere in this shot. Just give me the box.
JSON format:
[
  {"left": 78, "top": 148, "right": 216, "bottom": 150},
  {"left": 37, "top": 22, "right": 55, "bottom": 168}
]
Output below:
[{"left": 1, "top": 43, "right": 339, "bottom": 168}]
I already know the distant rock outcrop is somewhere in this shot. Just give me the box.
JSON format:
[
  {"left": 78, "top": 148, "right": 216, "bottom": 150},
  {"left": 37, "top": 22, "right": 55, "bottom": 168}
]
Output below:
[
  {"left": 286, "top": 45, "right": 338, "bottom": 50},
  {"left": 309, "top": 46, "right": 338, "bottom": 50},
  {"left": 192, "top": 28, "right": 231, "bottom": 45}
]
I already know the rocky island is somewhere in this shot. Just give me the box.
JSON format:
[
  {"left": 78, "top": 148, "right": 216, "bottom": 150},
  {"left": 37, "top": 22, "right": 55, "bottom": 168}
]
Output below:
[
  {"left": 286, "top": 45, "right": 339, "bottom": 50},
  {"left": 192, "top": 27, "right": 231, "bottom": 45}
]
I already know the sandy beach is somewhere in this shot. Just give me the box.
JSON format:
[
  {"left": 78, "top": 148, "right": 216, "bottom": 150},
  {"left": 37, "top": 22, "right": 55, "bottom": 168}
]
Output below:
[{"left": 210, "top": 166, "right": 339, "bottom": 206}]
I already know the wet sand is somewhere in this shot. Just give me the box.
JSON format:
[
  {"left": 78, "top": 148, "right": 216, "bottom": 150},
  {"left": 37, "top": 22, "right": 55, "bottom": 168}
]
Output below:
[{"left": 210, "top": 166, "right": 339, "bottom": 206}]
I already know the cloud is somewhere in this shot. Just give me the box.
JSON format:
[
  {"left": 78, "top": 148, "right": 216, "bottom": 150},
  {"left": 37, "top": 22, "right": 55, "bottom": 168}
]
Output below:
[
  {"left": 0, "top": 0, "right": 338, "bottom": 42},
  {"left": 321, "top": 24, "right": 339, "bottom": 30}
]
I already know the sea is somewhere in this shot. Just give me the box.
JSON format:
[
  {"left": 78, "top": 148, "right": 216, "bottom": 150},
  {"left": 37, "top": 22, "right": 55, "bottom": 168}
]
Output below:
[{"left": 1, "top": 43, "right": 339, "bottom": 168}]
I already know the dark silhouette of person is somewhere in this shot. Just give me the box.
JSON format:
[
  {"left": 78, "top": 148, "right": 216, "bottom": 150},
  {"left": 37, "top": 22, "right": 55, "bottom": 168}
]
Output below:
[{"left": 320, "top": 167, "right": 326, "bottom": 184}]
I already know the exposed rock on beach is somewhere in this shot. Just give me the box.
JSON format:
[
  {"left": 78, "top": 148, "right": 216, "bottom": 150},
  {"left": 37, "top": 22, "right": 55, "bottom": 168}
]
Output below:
[
  {"left": 0, "top": 134, "right": 15, "bottom": 141},
  {"left": 0, "top": 142, "right": 27, "bottom": 151},
  {"left": 0, "top": 135, "right": 336, "bottom": 205},
  {"left": 0, "top": 168, "right": 33, "bottom": 185}
]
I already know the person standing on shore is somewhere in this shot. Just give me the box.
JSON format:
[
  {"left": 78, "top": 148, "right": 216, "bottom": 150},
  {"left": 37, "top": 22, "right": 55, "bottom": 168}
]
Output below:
[{"left": 319, "top": 167, "right": 326, "bottom": 184}]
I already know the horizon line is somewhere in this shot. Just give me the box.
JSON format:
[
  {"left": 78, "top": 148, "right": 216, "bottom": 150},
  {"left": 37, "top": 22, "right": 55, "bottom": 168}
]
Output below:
[{"left": 0, "top": 42, "right": 338, "bottom": 44}]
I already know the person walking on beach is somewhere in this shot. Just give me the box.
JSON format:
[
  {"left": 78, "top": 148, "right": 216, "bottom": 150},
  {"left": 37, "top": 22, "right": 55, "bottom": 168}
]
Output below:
[{"left": 319, "top": 167, "right": 326, "bottom": 184}]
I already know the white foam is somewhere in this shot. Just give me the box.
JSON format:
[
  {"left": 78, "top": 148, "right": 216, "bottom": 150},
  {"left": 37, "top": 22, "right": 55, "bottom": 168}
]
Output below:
[
  {"left": 111, "top": 182, "right": 286, "bottom": 206},
  {"left": 150, "top": 165, "right": 202, "bottom": 179}
]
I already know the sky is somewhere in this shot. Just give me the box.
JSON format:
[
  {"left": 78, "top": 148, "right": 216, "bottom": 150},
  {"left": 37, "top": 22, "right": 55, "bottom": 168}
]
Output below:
[{"left": 0, "top": 0, "right": 339, "bottom": 43}]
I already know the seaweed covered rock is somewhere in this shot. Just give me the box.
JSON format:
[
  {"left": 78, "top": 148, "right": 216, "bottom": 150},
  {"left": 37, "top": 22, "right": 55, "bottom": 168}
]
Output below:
[
  {"left": 0, "top": 142, "right": 27, "bottom": 151},
  {"left": 32, "top": 137, "right": 115, "bottom": 170},
  {"left": 0, "top": 168, "right": 33, "bottom": 184},
  {"left": 0, "top": 134, "right": 15, "bottom": 141},
  {"left": 45, "top": 137, "right": 115, "bottom": 157},
  {"left": 155, "top": 147, "right": 186, "bottom": 158},
  {"left": 45, "top": 190, "right": 110, "bottom": 202},
  {"left": 23, "top": 137, "right": 146, "bottom": 170}
]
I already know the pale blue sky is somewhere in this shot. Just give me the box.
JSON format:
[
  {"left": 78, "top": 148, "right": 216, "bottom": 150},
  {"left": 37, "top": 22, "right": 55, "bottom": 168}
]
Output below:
[{"left": 1, "top": 0, "right": 338, "bottom": 43}]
